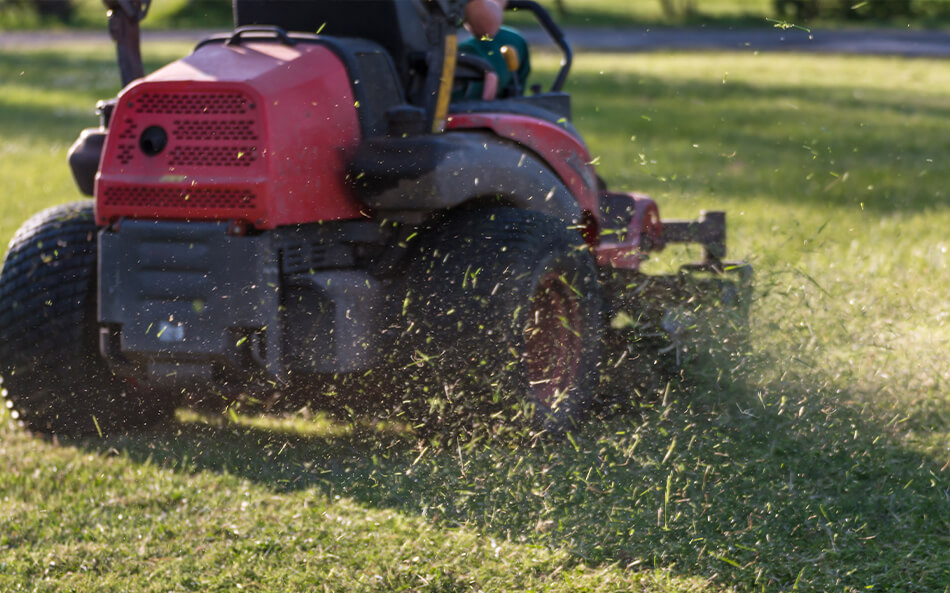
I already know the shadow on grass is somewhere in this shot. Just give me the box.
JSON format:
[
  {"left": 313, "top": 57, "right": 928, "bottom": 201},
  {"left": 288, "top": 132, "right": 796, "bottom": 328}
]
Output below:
[
  {"left": 566, "top": 68, "right": 950, "bottom": 214},
  {"left": 508, "top": 7, "right": 771, "bottom": 29},
  {"left": 509, "top": 1, "right": 950, "bottom": 28},
  {"left": 0, "top": 50, "right": 184, "bottom": 144},
  {"left": 0, "top": 50, "right": 121, "bottom": 93},
  {"left": 0, "top": 97, "right": 100, "bottom": 147},
  {"left": 76, "top": 372, "right": 950, "bottom": 591}
]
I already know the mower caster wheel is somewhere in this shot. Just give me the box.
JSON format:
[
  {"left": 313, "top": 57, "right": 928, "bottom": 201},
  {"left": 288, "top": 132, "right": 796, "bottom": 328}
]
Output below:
[{"left": 0, "top": 202, "right": 177, "bottom": 436}]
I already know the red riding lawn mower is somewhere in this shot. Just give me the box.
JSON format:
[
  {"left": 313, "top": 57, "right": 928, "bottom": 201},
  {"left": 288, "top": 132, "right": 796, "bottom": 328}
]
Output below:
[{"left": 0, "top": 0, "right": 750, "bottom": 436}]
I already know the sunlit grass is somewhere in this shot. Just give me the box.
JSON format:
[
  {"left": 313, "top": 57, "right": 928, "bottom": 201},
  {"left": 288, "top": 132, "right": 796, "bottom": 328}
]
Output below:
[
  {"left": 558, "top": 52, "right": 949, "bottom": 443},
  {"left": 1, "top": 45, "right": 948, "bottom": 592}
]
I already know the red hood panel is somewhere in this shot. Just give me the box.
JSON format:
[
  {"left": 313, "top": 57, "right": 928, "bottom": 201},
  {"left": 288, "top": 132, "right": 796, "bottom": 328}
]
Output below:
[{"left": 97, "top": 41, "right": 366, "bottom": 228}]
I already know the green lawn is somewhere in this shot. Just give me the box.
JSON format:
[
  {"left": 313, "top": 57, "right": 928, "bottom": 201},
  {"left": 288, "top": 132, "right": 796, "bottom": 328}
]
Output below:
[
  {"left": 1, "top": 43, "right": 948, "bottom": 592},
  {"left": 2, "top": 0, "right": 943, "bottom": 29},
  {"left": 515, "top": 0, "right": 774, "bottom": 26}
]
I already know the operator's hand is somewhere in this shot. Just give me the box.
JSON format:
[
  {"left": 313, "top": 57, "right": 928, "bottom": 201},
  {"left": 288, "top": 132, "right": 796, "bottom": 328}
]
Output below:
[{"left": 464, "top": 0, "right": 507, "bottom": 39}]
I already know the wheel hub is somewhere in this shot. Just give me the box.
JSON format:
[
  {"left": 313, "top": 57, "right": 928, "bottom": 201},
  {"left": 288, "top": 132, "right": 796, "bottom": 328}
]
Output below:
[{"left": 524, "top": 272, "right": 583, "bottom": 410}]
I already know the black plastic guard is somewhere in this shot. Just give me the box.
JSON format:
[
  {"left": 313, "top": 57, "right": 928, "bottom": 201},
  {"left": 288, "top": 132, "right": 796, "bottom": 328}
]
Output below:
[
  {"left": 349, "top": 131, "right": 582, "bottom": 224},
  {"left": 68, "top": 128, "right": 106, "bottom": 197},
  {"left": 98, "top": 220, "right": 389, "bottom": 388},
  {"left": 98, "top": 220, "right": 282, "bottom": 384}
]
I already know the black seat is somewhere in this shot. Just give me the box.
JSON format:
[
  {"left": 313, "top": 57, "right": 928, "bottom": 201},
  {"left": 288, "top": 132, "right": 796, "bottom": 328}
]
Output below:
[{"left": 234, "top": 0, "right": 429, "bottom": 92}]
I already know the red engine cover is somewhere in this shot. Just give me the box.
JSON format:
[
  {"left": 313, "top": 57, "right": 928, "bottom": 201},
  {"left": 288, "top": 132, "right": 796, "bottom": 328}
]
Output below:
[{"left": 96, "top": 41, "right": 366, "bottom": 228}]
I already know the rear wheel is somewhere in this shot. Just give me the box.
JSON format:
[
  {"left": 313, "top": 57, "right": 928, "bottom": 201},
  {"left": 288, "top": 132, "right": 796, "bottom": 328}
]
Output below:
[
  {"left": 405, "top": 208, "right": 602, "bottom": 433},
  {"left": 0, "top": 202, "right": 176, "bottom": 436}
]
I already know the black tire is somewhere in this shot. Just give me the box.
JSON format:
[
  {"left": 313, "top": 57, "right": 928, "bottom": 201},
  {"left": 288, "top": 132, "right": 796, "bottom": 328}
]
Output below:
[
  {"left": 0, "top": 202, "right": 176, "bottom": 436},
  {"left": 404, "top": 208, "right": 602, "bottom": 433}
]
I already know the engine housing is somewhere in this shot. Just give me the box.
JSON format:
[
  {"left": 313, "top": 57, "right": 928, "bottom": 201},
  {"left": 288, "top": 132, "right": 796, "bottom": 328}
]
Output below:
[{"left": 96, "top": 37, "right": 403, "bottom": 228}]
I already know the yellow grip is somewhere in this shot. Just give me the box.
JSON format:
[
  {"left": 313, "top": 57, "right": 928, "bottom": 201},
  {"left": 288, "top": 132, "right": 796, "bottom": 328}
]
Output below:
[
  {"left": 433, "top": 33, "right": 458, "bottom": 133},
  {"left": 500, "top": 45, "right": 520, "bottom": 72}
]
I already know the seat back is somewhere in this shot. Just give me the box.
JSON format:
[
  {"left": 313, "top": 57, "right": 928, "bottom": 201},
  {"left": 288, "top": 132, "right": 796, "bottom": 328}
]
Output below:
[{"left": 234, "top": 0, "right": 429, "bottom": 87}]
